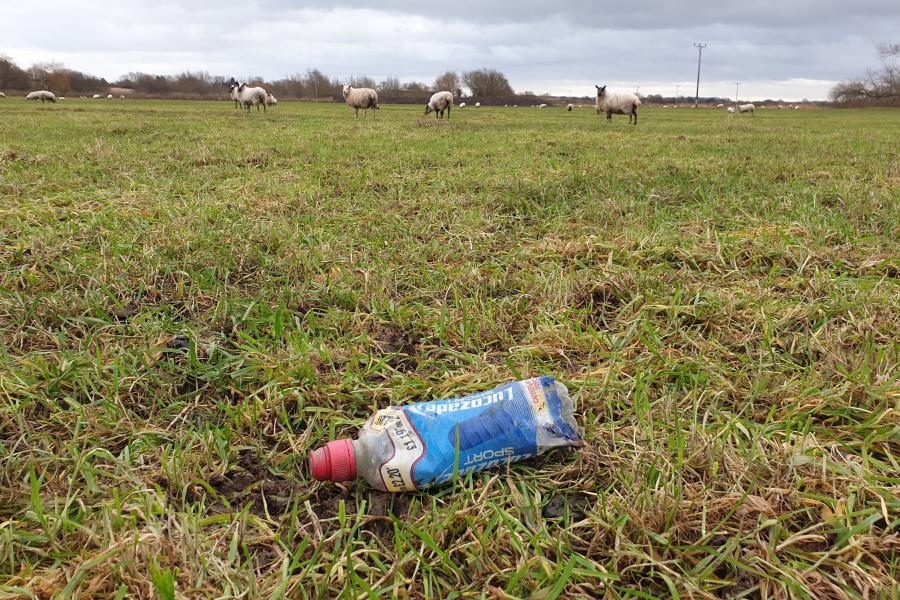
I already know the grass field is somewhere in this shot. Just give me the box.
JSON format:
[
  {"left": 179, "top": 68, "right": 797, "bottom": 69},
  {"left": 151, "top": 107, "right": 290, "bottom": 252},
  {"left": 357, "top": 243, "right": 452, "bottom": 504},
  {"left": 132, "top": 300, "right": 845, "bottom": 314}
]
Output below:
[{"left": 1, "top": 99, "right": 898, "bottom": 599}]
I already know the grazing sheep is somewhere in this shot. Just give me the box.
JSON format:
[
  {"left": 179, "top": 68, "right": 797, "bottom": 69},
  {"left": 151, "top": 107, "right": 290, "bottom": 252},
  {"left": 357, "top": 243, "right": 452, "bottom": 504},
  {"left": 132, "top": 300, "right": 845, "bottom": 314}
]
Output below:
[
  {"left": 92, "top": 94, "right": 102, "bottom": 99},
  {"left": 716, "top": 103, "right": 724, "bottom": 108},
  {"left": 567, "top": 103, "right": 574, "bottom": 111},
  {"left": 424, "top": 90, "right": 453, "bottom": 119},
  {"left": 266, "top": 92, "right": 278, "bottom": 107},
  {"left": 227, "top": 79, "right": 267, "bottom": 112},
  {"left": 25, "top": 90, "right": 57, "bottom": 103},
  {"left": 737, "top": 103, "right": 755, "bottom": 114},
  {"left": 120, "top": 95, "right": 125, "bottom": 99},
  {"left": 512, "top": 104, "right": 517, "bottom": 108},
  {"left": 342, "top": 85, "right": 379, "bottom": 118},
  {"left": 459, "top": 102, "right": 466, "bottom": 109},
  {"left": 726, "top": 107, "right": 736, "bottom": 113},
  {"left": 794, "top": 105, "right": 800, "bottom": 110},
  {"left": 475, "top": 102, "right": 481, "bottom": 108},
  {"left": 107, "top": 94, "right": 113, "bottom": 99},
  {"left": 595, "top": 85, "right": 641, "bottom": 124},
  {"left": 539, "top": 103, "right": 547, "bottom": 109},
  {"left": 0, "top": 92, "right": 6, "bottom": 98}
]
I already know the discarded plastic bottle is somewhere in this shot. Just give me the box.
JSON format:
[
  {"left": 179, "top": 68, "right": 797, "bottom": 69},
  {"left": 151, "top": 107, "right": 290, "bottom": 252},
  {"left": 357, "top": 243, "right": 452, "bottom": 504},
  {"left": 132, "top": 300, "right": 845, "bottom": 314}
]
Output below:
[{"left": 308, "top": 376, "right": 582, "bottom": 491}]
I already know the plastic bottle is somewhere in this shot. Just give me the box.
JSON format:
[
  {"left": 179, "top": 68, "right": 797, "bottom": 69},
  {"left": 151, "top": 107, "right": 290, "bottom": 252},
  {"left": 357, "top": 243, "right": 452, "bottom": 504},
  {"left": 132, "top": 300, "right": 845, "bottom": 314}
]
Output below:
[{"left": 308, "top": 376, "right": 582, "bottom": 491}]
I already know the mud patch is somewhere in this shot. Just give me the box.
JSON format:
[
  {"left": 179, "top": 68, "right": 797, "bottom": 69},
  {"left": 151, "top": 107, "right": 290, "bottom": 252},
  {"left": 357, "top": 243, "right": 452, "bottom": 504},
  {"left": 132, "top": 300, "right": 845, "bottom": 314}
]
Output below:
[
  {"left": 373, "top": 322, "right": 421, "bottom": 371},
  {"left": 363, "top": 491, "right": 414, "bottom": 539},
  {"left": 574, "top": 274, "right": 638, "bottom": 327},
  {"left": 206, "top": 451, "right": 295, "bottom": 517},
  {"left": 542, "top": 493, "right": 590, "bottom": 521}
]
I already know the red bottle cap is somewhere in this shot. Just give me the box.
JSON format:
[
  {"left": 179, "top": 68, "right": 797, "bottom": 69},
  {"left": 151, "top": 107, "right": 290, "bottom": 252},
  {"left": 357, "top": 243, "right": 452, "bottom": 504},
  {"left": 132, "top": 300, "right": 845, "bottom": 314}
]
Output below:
[{"left": 308, "top": 439, "right": 357, "bottom": 482}]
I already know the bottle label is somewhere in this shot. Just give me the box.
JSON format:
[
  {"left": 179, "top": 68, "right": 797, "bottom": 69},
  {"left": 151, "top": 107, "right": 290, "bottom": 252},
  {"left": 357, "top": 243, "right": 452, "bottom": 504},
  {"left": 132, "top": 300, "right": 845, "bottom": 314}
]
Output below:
[
  {"left": 367, "top": 376, "right": 581, "bottom": 490},
  {"left": 373, "top": 408, "right": 427, "bottom": 492}
]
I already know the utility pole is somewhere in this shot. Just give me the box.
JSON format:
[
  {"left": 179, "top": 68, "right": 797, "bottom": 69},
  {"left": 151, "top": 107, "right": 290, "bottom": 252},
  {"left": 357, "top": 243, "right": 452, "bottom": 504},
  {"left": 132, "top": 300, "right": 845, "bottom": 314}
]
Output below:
[
  {"left": 693, "top": 42, "right": 707, "bottom": 107},
  {"left": 734, "top": 82, "right": 741, "bottom": 104}
]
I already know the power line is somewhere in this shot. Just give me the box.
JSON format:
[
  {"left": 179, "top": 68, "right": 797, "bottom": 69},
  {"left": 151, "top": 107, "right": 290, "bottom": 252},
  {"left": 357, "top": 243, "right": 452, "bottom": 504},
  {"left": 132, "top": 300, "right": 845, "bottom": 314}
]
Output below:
[{"left": 693, "top": 42, "right": 707, "bottom": 107}]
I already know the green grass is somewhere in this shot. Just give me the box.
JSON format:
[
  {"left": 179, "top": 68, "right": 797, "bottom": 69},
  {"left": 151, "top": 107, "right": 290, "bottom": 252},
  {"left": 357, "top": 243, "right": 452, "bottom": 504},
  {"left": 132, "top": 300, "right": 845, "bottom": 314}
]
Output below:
[{"left": 1, "top": 99, "right": 898, "bottom": 598}]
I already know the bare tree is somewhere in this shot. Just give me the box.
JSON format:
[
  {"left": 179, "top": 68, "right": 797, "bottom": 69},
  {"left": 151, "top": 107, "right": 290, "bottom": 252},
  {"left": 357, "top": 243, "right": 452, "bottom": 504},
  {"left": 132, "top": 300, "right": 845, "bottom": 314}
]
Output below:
[
  {"left": 349, "top": 75, "right": 377, "bottom": 89},
  {"left": 462, "top": 68, "right": 514, "bottom": 97},
  {"left": 434, "top": 70, "right": 460, "bottom": 95},
  {"left": 378, "top": 76, "right": 401, "bottom": 91},
  {"left": 832, "top": 43, "right": 900, "bottom": 105}
]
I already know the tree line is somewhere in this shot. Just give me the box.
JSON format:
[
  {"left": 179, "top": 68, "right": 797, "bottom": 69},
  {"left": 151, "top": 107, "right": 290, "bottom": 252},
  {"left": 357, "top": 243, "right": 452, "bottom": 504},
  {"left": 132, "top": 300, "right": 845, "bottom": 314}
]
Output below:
[
  {"left": 0, "top": 56, "right": 517, "bottom": 101},
  {"left": 831, "top": 43, "right": 900, "bottom": 106}
]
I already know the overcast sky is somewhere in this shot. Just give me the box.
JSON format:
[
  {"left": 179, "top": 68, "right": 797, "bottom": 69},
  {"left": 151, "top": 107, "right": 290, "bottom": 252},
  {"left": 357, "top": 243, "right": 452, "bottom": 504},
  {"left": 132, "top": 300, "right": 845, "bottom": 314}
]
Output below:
[{"left": 2, "top": 1, "right": 898, "bottom": 100}]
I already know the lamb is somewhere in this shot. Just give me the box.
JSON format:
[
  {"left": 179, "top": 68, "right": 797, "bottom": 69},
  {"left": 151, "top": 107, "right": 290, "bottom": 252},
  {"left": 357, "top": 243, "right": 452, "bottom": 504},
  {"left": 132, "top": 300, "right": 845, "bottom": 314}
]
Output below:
[
  {"left": 92, "top": 94, "right": 102, "bottom": 99},
  {"left": 539, "top": 103, "right": 547, "bottom": 109},
  {"left": 0, "top": 92, "right": 6, "bottom": 98},
  {"left": 424, "top": 90, "right": 453, "bottom": 119},
  {"left": 266, "top": 92, "right": 278, "bottom": 107},
  {"left": 342, "top": 85, "right": 379, "bottom": 118},
  {"left": 567, "top": 103, "right": 574, "bottom": 111},
  {"left": 716, "top": 103, "right": 724, "bottom": 108},
  {"left": 227, "top": 79, "right": 267, "bottom": 112},
  {"left": 458, "top": 102, "right": 466, "bottom": 109},
  {"left": 594, "top": 85, "right": 641, "bottom": 124},
  {"left": 475, "top": 102, "right": 481, "bottom": 108},
  {"left": 726, "top": 107, "right": 736, "bottom": 113},
  {"left": 737, "top": 103, "right": 755, "bottom": 114},
  {"left": 25, "top": 90, "right": 57, "bottom": 103},
  {"left": 107, "top": 94, "right": 113, "bottom": 99}
]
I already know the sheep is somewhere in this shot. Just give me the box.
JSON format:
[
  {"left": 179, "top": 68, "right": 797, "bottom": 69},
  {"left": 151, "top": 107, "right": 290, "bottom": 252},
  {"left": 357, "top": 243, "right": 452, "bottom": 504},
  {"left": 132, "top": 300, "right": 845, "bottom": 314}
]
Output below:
[
  {"left": 424, "top": 90, "right": 453, "bottom": 119},
  {"left": 459, "top": 102, "right": 466, "bottom": 109},
  {"left": 120, "top": 95, "right": 125, "bottom": 99},
  {"left": 539, "top": 103, "right": 547, "bottom": 109},
  {"left": 726, "top": 107, "right": 736, "bottom": 113},
  {"left": 265, "top": 92, "right": 278, "bottom": 107},
  {"left": 475, "top": 102, "right": 481, "bottom": 108},
  {"left": 567, "top": 103, "right": 574, "bottom": 111},
  {"left": 227, "top": 79, "right": 267, "bottom": 112},
  {"left": 25, "top": 90, "right": 57, "bottom": 103},
  {"left": 716, "top": 103, "right": 724, "bottom": 108},
  {"left": 737, "top": 103, "right": 755, "bottom": 114},
  {"left": 594, "top": 85, "right": 641, "bottom": 124},
  {"left": 92, "top": 94, "right": 102, "bottom": 99},
  {"left": 342, "top": 85, "right": 379, "bottom": 118},
  {"left": 107, "top": 94, "right": 113, "bottom": 99},
  {"left": 0, "top": 92, "right": 6, "bottom": 98}
]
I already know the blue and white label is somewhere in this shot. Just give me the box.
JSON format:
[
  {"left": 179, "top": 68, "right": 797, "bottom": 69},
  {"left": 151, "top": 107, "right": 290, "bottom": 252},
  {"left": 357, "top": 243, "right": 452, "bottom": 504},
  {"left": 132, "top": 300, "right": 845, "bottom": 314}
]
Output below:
[{"left": 369, "top": 376, "right": 581, "bottom": 491}]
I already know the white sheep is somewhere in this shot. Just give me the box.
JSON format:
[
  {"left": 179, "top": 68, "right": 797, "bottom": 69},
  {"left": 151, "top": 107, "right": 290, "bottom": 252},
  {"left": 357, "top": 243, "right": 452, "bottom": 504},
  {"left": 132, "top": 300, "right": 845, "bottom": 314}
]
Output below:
[
  {"left": 228, "top": 79, "right": 267, "bottom": 112},
  {"left": 107, "top": 94, "right": 113, "bottom": 99},
  {"left": 92, "top": 94, "right": 102, "bottom": 99},
  {"left": 475, "top": 102, "right": 481, "bottom": 108},
  {"left": 594, "top": 85, "right": 641, "bottom": 124},
  {"left": 737, "top": 103, "right": 755, "bottom": 114},
  {"left": 342, "top": 85, "right": 379, "bottom": 118},
  {"left": 265, "top": 92, "right": 278, "bottom": 107},
  {"left": 424, "top": 90, "right": 453, "bottom": 119},
  {"left": 25, "top": 90, "right": 57, "bottom": 103},
  {"left": 120, "top": 95, "right": 125, "bottom": 99},
  {"left": 726, "top": 107, "right": 736, "bottom": 113},
  {"left": 716, "top": 103, "right": 724, "bottom": 108},
  {"left": 459, "top": 102, "right": 466, "bottom": 109},
  {"left": 567, "top": 103, "right": 574, "bottom": 111},
  {"left": 0, "top": 92, "right": 6, "bottom": 98},
  {"left": 539, "top": 103, "right": 547, "bottom": 109}
]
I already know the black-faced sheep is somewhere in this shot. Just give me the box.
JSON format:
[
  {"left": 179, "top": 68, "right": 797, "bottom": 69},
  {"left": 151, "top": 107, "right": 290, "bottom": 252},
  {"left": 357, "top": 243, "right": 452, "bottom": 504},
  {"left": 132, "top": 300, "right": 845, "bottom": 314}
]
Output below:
[{"left": 595, "top": 85, "right": 641, "bottom": 125}]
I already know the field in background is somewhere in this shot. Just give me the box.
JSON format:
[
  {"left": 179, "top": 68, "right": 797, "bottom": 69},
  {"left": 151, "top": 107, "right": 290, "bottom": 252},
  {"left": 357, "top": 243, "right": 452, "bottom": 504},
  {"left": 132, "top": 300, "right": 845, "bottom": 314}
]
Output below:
[{"left": 1, "top": 100, "right": 898, "bottom": 598}]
